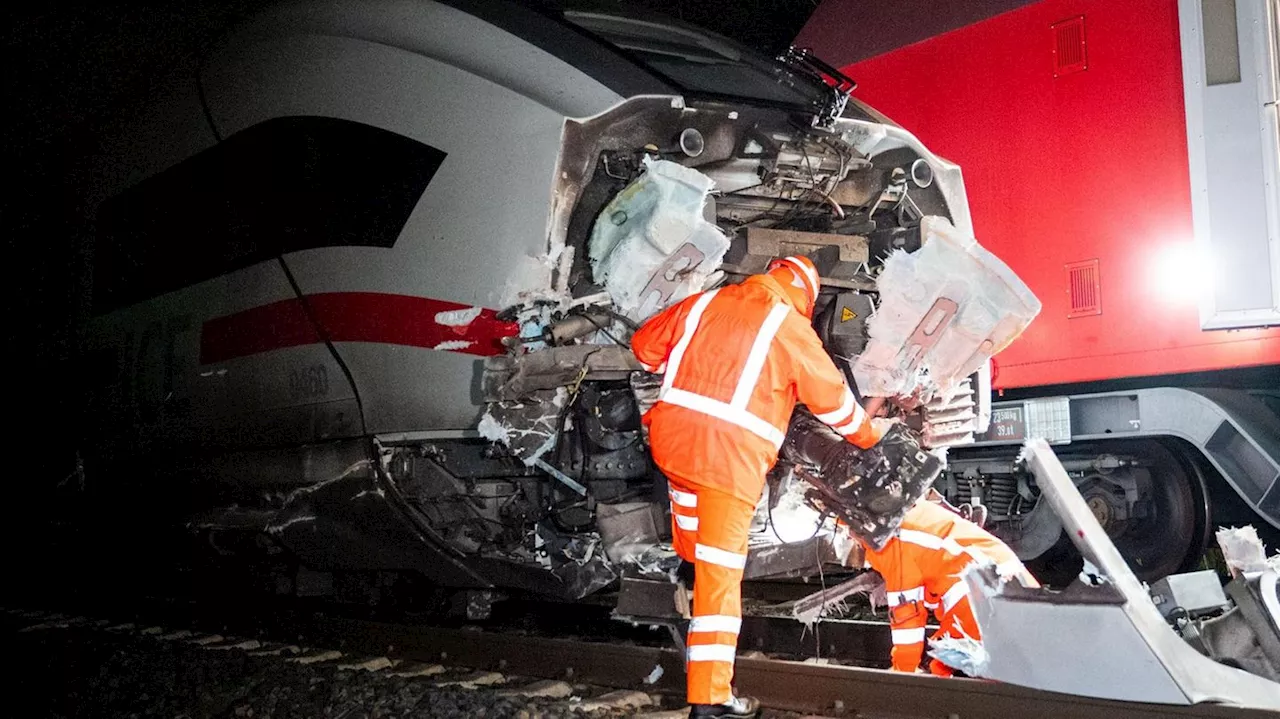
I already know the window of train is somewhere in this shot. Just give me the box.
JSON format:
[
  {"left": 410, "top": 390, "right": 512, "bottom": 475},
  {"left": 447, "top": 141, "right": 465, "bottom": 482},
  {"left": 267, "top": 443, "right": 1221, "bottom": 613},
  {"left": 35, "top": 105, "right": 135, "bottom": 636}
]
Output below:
[
  {"left": 562, "top": 11, "right": 827, "bottom": 109},
  {"left": 1202, "top": 0, "right": 1242, "bottom": 86},
  {"left": 92, "top": 116, "right": 446, "bottom": 314}
]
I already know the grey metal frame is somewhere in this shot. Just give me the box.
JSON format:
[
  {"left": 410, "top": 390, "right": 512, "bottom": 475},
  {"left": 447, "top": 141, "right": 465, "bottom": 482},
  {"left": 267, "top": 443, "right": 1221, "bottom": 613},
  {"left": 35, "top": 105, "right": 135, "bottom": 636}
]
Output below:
[
  {"left": 964, "top": 440, "right": 1280, "bottom": 707},
  {"left": 1178, "top": 0, "right": 1280, "bottom": 329},
  {"left": 969, "top": 387, "right": 1280, "bottom": 529}
]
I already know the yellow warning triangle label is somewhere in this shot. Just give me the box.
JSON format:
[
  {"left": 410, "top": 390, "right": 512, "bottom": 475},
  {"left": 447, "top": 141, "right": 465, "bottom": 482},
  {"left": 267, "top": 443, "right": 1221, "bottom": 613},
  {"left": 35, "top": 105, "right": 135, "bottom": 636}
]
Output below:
[{"left": 841, "top": 307, "right": 856, "bottom": 322}]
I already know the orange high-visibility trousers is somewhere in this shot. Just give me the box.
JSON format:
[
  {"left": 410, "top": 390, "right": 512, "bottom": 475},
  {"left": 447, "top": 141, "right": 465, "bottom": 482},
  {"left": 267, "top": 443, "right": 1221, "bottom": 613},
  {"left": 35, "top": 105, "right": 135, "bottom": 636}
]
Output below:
[
  {"left": 667, "top": 475, "right": 755, "bottom": 706},
  {"left": 867, "top": 500, "right": 1039, "bottom": 674}
]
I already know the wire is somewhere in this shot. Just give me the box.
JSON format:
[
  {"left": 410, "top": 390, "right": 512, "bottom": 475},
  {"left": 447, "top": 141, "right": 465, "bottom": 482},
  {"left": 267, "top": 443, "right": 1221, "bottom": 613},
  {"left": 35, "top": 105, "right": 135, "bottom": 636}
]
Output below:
[
  {"left": 276, "top": 257, "right": 370, "bottom": 438},
  {"left": 600, "top": 307, "right": 640, "bottom": 332},
  {"left": 766, "top": 467, "right": 824, "bottom": 544},
  {"left": 577, "top": 311, "right": 629, "bottom": 347}
]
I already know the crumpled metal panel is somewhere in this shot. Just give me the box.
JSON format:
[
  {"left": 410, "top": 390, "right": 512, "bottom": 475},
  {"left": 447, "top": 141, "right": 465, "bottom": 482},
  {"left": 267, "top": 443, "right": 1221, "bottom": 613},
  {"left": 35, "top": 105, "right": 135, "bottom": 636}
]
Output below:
[
  {"left": 964, "top": 439, "right": 1280, "bottom": 709},
  {"left": 267, "top": 457, "right": 490, "bottom": 589},
  {"left": 781, "top": 409, "right": 941, "bottom": 550},
  {"left": 588, "top": 157, "right": 730, "bottom": 322}
]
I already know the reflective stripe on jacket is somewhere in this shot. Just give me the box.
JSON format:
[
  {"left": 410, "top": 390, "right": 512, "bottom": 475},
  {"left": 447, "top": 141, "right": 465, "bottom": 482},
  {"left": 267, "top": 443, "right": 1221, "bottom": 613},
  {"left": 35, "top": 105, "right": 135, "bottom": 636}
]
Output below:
[
  {"left": 864, "top": 500, "right": 1037, "bottom": 672},
  {"left": 632, "top": 272, "right": 876, "bottom": 505}
]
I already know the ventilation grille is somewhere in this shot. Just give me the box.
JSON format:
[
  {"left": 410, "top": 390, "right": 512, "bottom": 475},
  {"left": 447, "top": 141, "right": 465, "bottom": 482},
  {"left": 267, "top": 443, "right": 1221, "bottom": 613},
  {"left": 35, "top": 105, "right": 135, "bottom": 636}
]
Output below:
[
  {"left": 1053, "top": 16, "right": 1088, "bottom": 77},
  {"left": 1067, "top": 259, "right": 1101, "bottom": 318}
]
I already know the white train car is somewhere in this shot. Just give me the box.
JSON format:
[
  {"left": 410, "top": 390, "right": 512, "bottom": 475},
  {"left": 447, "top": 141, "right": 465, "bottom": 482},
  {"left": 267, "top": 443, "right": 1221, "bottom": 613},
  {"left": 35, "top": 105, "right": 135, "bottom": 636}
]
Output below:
[{"left": 76, "top": 0, "right": 996, "bottom": 602}]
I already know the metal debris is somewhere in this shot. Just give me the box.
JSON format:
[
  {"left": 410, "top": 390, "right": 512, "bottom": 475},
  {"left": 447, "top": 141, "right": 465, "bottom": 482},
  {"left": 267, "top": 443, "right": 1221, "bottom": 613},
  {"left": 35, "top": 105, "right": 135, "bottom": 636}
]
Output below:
[
  {"left": 1216, "top": 526, "right": 1280, "bottom": 576},
  {"left": 963, "top": 439, "right": 1280, "bottom": 709},
  {"left": 477, "top": 388, "right": 567, "bottom": 467},
  {"left": 927, "top": 625, "right": 990, "bottom": 676},
  {"left": 789, "top": 572, "right": 886, "bottom": 626}
]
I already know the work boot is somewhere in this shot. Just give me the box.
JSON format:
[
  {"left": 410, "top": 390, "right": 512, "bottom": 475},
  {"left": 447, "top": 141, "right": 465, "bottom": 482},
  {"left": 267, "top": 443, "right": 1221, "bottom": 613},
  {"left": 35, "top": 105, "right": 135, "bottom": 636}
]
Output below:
[{"left": 689, "top": 695, "right": 761, "bottom": 718}]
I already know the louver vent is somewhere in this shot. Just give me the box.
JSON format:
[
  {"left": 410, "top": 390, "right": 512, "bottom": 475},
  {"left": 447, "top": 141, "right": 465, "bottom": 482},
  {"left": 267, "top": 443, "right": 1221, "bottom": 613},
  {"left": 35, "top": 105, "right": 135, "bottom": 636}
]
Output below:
[
  {"left": 1053, "top": 16, "right": 1088, "bottom": 77},
  {"left": 1067, "top": 259, "right": 1102, "bottom": 318}
]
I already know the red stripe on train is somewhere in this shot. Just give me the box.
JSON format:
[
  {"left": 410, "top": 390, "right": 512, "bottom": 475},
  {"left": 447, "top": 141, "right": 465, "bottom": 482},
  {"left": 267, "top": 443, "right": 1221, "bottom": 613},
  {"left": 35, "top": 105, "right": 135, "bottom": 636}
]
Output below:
[{"left": 200, "top": 292, "right": 518, "bottom": 364}]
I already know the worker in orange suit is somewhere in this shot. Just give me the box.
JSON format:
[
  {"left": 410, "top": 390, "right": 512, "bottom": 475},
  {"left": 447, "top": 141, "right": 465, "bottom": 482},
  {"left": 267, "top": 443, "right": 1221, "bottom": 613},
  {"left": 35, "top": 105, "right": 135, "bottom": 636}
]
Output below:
[
  {"left": 631, "top": 255, "right": 883, "bottom": 719},
  {"left": 857, "top": 496, "right": 1039, "bottom": 677}
]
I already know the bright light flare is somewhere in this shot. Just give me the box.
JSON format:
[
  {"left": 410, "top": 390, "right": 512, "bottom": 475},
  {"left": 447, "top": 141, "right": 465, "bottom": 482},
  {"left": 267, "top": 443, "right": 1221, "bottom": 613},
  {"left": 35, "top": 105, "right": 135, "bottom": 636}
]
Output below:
[{"left": 1149, "top": 241, "right": 1215, "bottom": 306}]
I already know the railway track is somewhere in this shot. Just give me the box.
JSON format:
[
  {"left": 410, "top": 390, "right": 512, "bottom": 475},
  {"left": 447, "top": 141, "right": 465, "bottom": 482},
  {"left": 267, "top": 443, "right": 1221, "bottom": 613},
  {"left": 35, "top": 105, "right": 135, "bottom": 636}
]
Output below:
[{"left": 6, "top": 603, "right": 1273, "bottom": 718}]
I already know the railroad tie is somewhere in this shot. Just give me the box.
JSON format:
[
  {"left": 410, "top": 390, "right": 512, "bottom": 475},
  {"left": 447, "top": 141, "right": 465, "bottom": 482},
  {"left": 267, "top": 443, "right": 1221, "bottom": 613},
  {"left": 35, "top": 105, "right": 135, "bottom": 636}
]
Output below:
[
  {"left": 186, "top": 634, "right": 225, "bottom": 646},
  {"left": 574, "top": 690, "right": 655, "bottom": 712},
  {"left": 289, "top": 649, "right": 343, "bottom": 664},
  {"left": 207, "top": 639, "right": 262, "bottom": 651},
  {"left": 335, "top": 657, "right": 394, "bottom": 672},
  {"left": 386, "top": 662, "right": 446, "bottom": 678},
  {"left": 433, "top": 670, "right": 505, "bottom": 689},
  {"left": 495, "top": 680, "right": 574, "bottom": 699}
]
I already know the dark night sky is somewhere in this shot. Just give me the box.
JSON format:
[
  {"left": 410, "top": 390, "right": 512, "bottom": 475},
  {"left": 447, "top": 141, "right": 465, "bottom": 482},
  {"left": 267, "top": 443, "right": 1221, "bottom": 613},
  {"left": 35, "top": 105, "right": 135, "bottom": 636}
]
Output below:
[{"left": 2, "top": 0, "right": 817, "bottom": 473}]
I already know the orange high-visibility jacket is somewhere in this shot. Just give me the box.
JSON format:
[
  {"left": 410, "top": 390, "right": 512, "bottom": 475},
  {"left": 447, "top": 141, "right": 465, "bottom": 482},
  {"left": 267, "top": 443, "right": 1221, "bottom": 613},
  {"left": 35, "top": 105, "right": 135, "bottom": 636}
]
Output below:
[
  {"left": 632, "top": 269, "right": 877, "bottom": 506},
  {"left": 863, "top": 500, "right": 1033, "bottom": 672}
]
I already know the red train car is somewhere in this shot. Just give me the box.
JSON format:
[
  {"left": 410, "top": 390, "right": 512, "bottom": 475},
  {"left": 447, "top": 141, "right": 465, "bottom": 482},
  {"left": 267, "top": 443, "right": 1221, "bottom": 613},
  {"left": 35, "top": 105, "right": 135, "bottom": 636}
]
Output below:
[{"left": 800, "top": 0, "right": 1279, "bottom": 579}]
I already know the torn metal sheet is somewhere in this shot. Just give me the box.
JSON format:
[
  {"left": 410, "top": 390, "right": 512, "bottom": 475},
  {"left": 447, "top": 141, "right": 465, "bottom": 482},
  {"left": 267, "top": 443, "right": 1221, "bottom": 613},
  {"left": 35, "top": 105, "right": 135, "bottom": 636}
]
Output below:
[
  {"left": 927, "top": 624, "right": 989, "bottom": 676},
  {"left": 596, "top": 501, "right": 666, "bottom": 564},
  {"left": 963, "top": 439, "right": 1280, "bottom": 709},
  {"left": 537, "top": 528, "right": 618, "bottom": 599},
  {"left": 787, "top": 571, "right": 885, "bottom": 626},
  {"left": 266, "top": 458, "right": 490, "bottom": 589},
  {"left": 1216, "top": 525, "right": 1280, "bottom": 576},
  {"left": 854, "top": 216, "right": 1040, "bottom": 399},
  {"left": 744, "top": 535, "right": 840, "bottom": 581},
  {"left": 1190, "top": 571, "right": 1280, "bottom": 682}
]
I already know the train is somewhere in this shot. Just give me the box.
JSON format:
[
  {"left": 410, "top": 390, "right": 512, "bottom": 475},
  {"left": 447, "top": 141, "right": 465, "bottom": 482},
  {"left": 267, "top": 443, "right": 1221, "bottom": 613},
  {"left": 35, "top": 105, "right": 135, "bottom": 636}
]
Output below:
[
  {"left": 796, "top": 0, "right": 1280, "bottom": 582},
  {"left": 72, "top": 0, "right": 1046, "bottom": 607}
]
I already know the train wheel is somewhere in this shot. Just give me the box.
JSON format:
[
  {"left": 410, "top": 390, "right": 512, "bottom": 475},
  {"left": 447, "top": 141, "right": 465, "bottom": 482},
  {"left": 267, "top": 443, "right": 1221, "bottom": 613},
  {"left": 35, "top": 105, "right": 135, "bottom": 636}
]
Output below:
[
  {"left": 1027, "top": 439, "right": 1209, "bottom": 585},
  {"left": 1085, "top": 439, "right": 1208, "bottom": 582}
]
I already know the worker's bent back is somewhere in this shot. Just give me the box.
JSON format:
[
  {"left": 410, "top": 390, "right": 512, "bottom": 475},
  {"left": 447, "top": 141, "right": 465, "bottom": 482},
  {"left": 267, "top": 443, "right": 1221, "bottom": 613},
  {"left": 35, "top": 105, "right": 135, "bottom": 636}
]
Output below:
[{"left": 633, "top": 272, "right": 876, "bottom": 505}]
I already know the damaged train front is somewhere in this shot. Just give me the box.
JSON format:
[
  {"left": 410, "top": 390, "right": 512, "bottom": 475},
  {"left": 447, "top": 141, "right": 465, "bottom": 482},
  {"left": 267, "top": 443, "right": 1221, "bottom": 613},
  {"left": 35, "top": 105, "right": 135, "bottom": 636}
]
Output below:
[{"left": 385, "top": 91, "right": 1039, "bottom": 601}]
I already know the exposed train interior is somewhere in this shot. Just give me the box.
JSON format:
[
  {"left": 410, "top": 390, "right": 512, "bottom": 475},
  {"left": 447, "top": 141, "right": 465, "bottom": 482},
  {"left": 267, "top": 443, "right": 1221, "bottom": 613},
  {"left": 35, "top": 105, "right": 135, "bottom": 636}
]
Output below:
[{"left": 261, "top": 91, "right": 994, "bottom": 604}]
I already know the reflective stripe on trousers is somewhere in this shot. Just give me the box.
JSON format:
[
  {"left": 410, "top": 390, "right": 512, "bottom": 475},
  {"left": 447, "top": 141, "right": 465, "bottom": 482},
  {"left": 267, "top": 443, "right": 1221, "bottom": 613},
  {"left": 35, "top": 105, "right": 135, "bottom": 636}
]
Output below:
[{"left": 668, "top": 480, "right": 754, "bottom": 706}]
